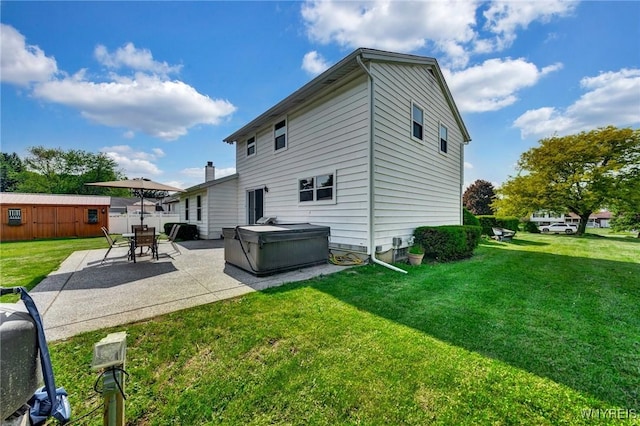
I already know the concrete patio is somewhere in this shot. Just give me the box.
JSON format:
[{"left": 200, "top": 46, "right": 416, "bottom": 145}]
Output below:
[{"left": 30, "top": 240, "right": 348, "bottom": 341}]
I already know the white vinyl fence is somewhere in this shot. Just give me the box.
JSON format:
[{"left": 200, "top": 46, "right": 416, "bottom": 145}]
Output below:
[{"left": 108, "top": 213, "right": 180, "bottom": 234}]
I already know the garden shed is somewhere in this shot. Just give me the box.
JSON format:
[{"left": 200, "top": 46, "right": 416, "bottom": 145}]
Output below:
[{"left": 0, "top": 193, "right": 110, "bottom": 241}]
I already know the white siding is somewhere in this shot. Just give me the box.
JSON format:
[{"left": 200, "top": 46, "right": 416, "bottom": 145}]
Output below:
[
  {"left": 179, "top": 191, "right": 207, "bottom": 238},
  {"left": 207, "top": 178, "right": 238, "bottom": 239},
  {"left": 371, "top": 62, "right": 464, "bottom": 250},
  {"left": 235, "top": 73, "right": 371, "bottom": 249}
]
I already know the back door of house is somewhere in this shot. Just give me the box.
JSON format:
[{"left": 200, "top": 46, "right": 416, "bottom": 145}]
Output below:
[{"left": 247, "top": 188, "right": 264, "bottom": 225}]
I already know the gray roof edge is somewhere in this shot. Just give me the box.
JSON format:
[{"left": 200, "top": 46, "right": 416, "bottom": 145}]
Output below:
[
  {"left": 183, "top": 173, "right": 239, "bottom": 193},
  {"left": 223, "top": 47, "right": 471, "bottom": 144}
]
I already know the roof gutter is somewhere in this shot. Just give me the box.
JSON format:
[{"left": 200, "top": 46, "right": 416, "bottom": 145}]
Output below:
[{"left": 356, "top": 55, "right": 407, "bottom": 274}]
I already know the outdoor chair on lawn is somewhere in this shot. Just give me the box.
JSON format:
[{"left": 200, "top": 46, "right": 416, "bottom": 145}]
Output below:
[
  {"left": 133, "top": 227, "right": 158, "bottom": 263},
  {"left": 159, "top": 224, "right": 182, "bottom": 255},
  {"left": 101, "top": 227, "right": 130, "bottom": 264}
]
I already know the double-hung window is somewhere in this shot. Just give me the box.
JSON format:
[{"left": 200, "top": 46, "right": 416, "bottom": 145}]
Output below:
[
  {"left": 411, "top": 102, "right": 424, "bottom": 141},
  {"left": 185, "top": 198, "right": 189, "bottom": 221},
  {"left": 439, "top": 123, "right": 448, "bottom": 153},
  {"left": 299, "top": 173, "right": 334, "bottom": 203},
  {"left": 196, "top": 195, "right": 202, "bottom": 221},
  {"left": 274, "top": 119, "right": 287, "bottom": 151},
  {"left": 246, "top": 136, "right": 256, "bottom": 157}
]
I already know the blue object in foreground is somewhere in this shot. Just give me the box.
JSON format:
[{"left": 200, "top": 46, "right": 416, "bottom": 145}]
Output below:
[{"left": 0, "top": 287, "right": 71, "bottom": 425}]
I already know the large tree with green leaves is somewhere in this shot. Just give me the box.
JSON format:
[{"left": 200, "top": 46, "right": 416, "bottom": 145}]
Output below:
[
  {"left": 0, "top": 152, "right": 24, "bottom": 192},
  {"left": 463, "top": 179, "right": 496, "bottom": 215},
  {"left": 17, "top": 146, "right": 128, "bottom": 195},
  {"left": 493, "top": 126, "right": 640, "bottom": 235}
]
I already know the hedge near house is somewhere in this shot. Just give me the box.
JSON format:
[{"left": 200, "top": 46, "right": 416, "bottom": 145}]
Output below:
[
  {"left": 413, "top": 225, "right": 481, "bottom": 262},
  {"left": 463, "top": 207, "right": 480, "bottom": 226}
]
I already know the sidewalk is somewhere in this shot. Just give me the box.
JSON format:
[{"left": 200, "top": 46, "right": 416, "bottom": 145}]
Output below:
[{"left": 30, "top": 240, "right": 346, "bottom": 341}]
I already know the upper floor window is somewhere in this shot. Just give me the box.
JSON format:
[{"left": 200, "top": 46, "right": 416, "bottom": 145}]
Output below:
[
  {"left": 299, "top": 173, "right": 334, "bottom": 203},
  {"left": 412, "top": 102, "right": 424, "bottom": 141},
  {"left": 246, "top": 136, "right": 256, "bottom": 157},
  {"left": 439, "top": 123, "right": 448, "bottom": 153},
  {"left": 274, "top": 119, "right": 287, "bottom": 151}
]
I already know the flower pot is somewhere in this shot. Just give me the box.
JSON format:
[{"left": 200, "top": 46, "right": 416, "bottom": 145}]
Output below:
[{"left": 407, "top": 252, "right": 424, "bottom": 266}]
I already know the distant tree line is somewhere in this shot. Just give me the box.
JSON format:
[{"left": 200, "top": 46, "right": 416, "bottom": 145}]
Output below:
[{"left": 0, "top": 146, "right": 130, "bottom": 196}]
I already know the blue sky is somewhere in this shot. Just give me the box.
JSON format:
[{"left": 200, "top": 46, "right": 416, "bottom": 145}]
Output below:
[{"left": 2, "top": 1, "right": 639, "bottom": 190}]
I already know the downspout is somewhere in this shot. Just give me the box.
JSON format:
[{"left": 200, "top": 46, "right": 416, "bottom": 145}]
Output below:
[{"left": 356, "top": 55, "right": 408, "bottom": 274}]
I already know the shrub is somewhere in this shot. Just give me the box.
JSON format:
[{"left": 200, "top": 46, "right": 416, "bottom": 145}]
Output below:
[
  {"left": 523, "top": 221, "right": 541, "bottom": 233},
  {"left": 463, "top": 208, "right": 480, "bottom": 226},
  {"left": 413, "top": 225, "right": 481, "bottom": 262},
  {"left": 163, "top": 223, "right": 199, "bottom": 240}
]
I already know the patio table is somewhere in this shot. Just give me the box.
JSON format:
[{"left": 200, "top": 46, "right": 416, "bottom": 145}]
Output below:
[{"left": 122, "top": 232, "right": 161, "bottom": 260}]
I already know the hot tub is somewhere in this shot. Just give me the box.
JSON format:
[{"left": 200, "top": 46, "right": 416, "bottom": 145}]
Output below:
[{"left": 222, "top": 224, "right": 330, "bottom": 276}]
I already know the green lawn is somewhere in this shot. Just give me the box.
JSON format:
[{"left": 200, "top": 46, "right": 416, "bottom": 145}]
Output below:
[{"left": 2, "top": 231, "right": 639, "bottom": 424}]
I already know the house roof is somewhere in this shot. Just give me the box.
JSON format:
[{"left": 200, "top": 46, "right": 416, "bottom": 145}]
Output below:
[
  {"left": 0, "top": 192, "right": 111, "bottom": 206},
  {"left": 223, "top": 48, "right": 471, "bottom": 144},
  {"left": 182, "top": 173, "right": 238, "bottom": 194}
]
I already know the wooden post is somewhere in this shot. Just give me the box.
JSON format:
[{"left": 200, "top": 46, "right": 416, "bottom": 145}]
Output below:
[{"left": 92, "top": 332, "right": 127, "bottom": 426}]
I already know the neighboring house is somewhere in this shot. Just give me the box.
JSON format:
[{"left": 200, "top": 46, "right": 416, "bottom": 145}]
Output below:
[
  {"left": 214, "top": 47, "right": 471, "bottom": 261},
  {"left": 530, "top": 211, "right": 565, "bottom": 226},
  {"left": 0, "top": 193, "right": 110, "bottom": 241},
  {"left": 530, "top": 210, "right": 612, "bottom": 228}
]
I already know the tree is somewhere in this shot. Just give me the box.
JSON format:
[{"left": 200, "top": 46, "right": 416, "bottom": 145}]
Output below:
[
  {"left": 493, "top": 126, "right": 640, "bottom": 235},
  {"left": 463, "top": 179, "right": 496, "bottom": 215},
  {"left": 0, "top": 152, "right": 24, "bottom": 192},
  {"left": 18, "top": 146, "right": 128, "bottom": 195}
]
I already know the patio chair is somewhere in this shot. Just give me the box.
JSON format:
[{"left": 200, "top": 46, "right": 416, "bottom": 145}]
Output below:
[
  {"left": 131, "top": 224, "right": 148, "bottom": 233},
  {"left": 159, "top": 224, "right": 182, "bottom": 255},
  {"left": 133, "top": 227, "right": 158, "bottom": 263},
  {"left": 101, "top": 227, "right": 130, "bottom": 264}
]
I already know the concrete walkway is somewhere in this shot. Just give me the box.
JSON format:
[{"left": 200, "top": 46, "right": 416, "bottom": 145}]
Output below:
[{"left": 30, "top": 240, "right": 347, "bottom": 341}]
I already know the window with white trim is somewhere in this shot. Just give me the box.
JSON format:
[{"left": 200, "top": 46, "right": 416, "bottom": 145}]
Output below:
[
  {"left": 274, "top": 119, "right": 287, "bottom": 151},
  {"left": 299, "top": 173, "right": 334, "bottom": 203},
  {"left": 246, "top": 136, "right": 256, "bottom": 157},
  {"left": 411, "top": 102, "right": 424, "bottom": 141},
  {"left": 185, "top": 198, "right": 189, "bottom": 221},
  {"left": 439, "top": 123, "right": 448, "bottom": 153},
  {"left": 196, "top": 195, "right": 202, "bottom": 221}
]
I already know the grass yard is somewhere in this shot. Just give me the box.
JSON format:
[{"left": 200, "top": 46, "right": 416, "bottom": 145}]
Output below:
[
  {"left": 0, "top": 237, "right": 107, "bottom": 301},
  {"left": 2, "top": 231, "right": 639, "bottom": 424}
]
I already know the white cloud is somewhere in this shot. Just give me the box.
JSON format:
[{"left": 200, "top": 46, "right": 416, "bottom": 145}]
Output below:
[
  {"left": 301, "top": 0, "right": 478, "bottom": 68},
  {"left": 0, "top": 24, "right": 58, "bottom": 86},
  {"left": 101, "top": 145, "right": 163, "bottom": 177},
  {"left": 302, "top": 51, "right": 331, "bottom": 75},
  {"left": 33, "top": 73, "right": 237, "bottom": 140},
  {"left": 482, "top": 1, "right": 577, "bottom": 51},
  {"left": 443, "top": 58, "right": 562, "bottom": 113},
  {"left": 3, "top": 25, "right": 236, "bottom": 140},
  {"left": 94, "top": 43, "right": 182, "bottom": 76},
  {"left": 300, "top": 0, "right": 576, "bottom": 69},
  {"left": 513, "top": 68, "right": 640, "bottom": 139},
  {"left": 464, "top": 162, "right": 474, "bottom": 169}
]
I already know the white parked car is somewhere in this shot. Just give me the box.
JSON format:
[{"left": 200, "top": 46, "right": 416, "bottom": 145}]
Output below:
[{"left": 540, "top": 222, "right": 578, "bottom": 234}]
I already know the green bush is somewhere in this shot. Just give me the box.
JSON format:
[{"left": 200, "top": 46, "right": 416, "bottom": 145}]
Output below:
[
  {"left": 477, "top": 216, "right": 519, "bottom": 236},
  {"left": 523, "top": 221, "right": 541, "bottom": 233},
  {"left": 463, "top": 208, "right": 480, "bottom": 226},
  {"left": 413, "top": 225, "right": 481, "bottom": 262}
]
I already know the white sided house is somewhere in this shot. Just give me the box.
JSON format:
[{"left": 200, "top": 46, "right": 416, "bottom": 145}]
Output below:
[{"left": 218, "top": 48, "right": 471, "bottom": 261}]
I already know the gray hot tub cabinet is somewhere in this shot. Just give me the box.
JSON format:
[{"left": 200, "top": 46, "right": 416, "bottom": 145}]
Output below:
[{"left": 223, "top": 224, "right": 330, "bottom": 276}]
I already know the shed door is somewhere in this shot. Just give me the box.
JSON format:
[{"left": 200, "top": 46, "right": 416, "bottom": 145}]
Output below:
[
  {"left": 247, "top": 188, "right": 264, "bottom": 225},
  {"left": 33, "top": 206, "right": 56, "bottom": 239}
]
